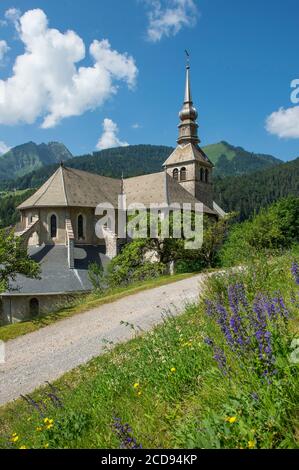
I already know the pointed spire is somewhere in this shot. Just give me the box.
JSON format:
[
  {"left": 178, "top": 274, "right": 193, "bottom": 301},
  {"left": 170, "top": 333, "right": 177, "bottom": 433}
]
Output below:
[
  {"left": 184, "top": 64, "right": 192, "bottom": 103},
  {"left": 177, "top": 52, "right": 200, "bottom": 146}
]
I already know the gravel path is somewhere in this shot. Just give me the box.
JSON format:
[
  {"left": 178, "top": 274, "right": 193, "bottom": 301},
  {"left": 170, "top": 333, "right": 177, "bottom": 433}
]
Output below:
[{"left": 0, "top": 274, "right": 207, "bottom": 406}]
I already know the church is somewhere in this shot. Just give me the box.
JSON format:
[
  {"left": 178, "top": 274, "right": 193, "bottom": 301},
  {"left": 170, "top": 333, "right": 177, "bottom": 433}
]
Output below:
[{"left": 0, "top": 63, "right": 225, "bottom": 323}]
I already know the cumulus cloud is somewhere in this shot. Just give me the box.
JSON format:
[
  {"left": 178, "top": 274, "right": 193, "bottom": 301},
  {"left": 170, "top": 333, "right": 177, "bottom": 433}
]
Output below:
[
  {"left": 266, "top": 106, "right": 299, "bottom": 139},
  {"left": 5, "top": 7, "right": 21, "bottom": 28},
  {"left": 96, "top": 118, "right": 129, "bottom": 150},
  {"left": 0, "top": 8, "right": 138, "bottom": 128},
  {"left": 0, "top": 141, "right": 11, "bottom": 155},
  {"left": 0, "top": 40, "right": 9, "bottom": 61},
  {"left": 132, "top": 122, "right": 142, "bottom": 129},
  {"left": 144, "top": 0, "right": 198, "bottom": 42}
]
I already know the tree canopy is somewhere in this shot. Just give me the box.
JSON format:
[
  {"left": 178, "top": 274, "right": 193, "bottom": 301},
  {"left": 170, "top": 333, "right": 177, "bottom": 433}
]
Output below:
[{"left": 0, "top": 229, "right": 40, "bottom": 292}]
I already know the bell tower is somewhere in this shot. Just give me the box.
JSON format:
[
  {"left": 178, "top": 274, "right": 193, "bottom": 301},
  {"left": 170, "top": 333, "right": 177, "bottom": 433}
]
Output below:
[{"left": 163, "top": 55, "right": 214, "bottom": 209}]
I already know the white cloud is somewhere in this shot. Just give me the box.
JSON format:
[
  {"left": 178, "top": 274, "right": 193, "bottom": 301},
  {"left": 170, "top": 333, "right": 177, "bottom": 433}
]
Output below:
[
  {"left": 0, "top": 141, "right": 10, "bottom": 155},
  {"left": 5, "top": 8, "right": 21, "bottom": 28},
  {"left": 144, "top": 0, "right": 198, "bottom": 42},
  {"left": 0, "top": 8, "right": 138, "bottom": 128},
  {"left": 96, "top": 118, "right": 129, "bottom": 150},
  {"left": 266, "top": 106, "right": 299, "bottom": 139},
  {"left": 0, "top": 40, "right": 9, "bottom": 61},
  {"left": 132, "top": 122, "right": 142, "bottom": 129}
]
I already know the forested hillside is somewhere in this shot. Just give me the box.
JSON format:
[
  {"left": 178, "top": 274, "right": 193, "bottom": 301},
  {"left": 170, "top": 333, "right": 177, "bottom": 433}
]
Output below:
[
  {"left": 0, "top": 155, "right": 297, "bottom": 229},
  {"left": 0, "top": 189, "right": 35, "bottom": 228},
  {"left": 204, "top": 141, "right": 282, "bottom": 176},
  {"left": 0, "top": 142, "right": 282, "bottom": 191},
  {"left": 214, "top": 157, "right": 299, "bottom": 220},
  {"left": 0, "top": 142, "right": 73, "bottom": 180}
]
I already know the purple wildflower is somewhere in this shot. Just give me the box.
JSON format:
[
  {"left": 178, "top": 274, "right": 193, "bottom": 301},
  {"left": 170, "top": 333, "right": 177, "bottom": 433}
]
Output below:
[
  {"left": 213, "top": 346, "right": 228, "bottom": 375},
  {"left": 204, "top": 337, "right": 214, "bottom": 347},
  {"left": 273, "top": 295, "right": 290, "bottom": 319},
  {"left": 112, "top": 417, "right": 142, "bottom": 449},
  {"left": 291, "top": 262, "right": 299, "bottom": 285}
]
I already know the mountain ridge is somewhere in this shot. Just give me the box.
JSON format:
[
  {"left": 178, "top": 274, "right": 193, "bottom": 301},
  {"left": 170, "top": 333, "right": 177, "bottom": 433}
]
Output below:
[
  {"left": 0, "top": 141, "right": 284, "bottom": 190},
  {"left": 0, "top": 141, "right": 73, "bottom": 180}
]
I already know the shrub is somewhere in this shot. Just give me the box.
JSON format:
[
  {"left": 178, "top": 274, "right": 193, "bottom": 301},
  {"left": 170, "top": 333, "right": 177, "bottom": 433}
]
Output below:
[
  {"left": 88, "top": 239, "right": 166, "bottom": 290},
  {"left": 220, "top": 197, "right": 299, "bottom": 266}
]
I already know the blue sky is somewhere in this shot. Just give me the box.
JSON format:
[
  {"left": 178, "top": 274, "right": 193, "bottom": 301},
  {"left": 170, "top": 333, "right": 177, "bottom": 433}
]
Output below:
[{"left": 0, "top": 0, "right": 298, "bottom": 161}]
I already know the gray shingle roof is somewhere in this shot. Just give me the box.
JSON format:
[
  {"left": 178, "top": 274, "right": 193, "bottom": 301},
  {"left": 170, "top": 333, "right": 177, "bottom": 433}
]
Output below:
[
  {"left": 3, "top": 245, "right": 109, "bottom": 295},
  {"left": 18, "top": 164, "right": 216, "bottom": 214},
  {"left": 163, "top": 143, "right": 213, "bottom": 167},
  {"left": 18, "top": 166, "right": 122, "bottom": 209},
  {"left": 124, "top": 171, "right": 216, "bottom": 214}
]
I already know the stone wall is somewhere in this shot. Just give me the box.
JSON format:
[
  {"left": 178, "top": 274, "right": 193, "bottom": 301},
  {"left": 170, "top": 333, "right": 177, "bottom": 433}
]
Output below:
[
  {"left": 0, "top": 293, "right": 81, "bottom": 324},
  {"left": 20, "top": 207, "right": 109, "bottom": 247},
  {"left": 166, "top": 161, "right": 213, "bottom": 208}
]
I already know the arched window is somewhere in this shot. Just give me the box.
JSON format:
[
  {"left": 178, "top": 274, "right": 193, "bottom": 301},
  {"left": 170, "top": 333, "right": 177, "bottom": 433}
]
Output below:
[
  {"left": 78, "top": 214, "right": 84, "bottom": 239},
  {"left": 50, "top": 214, "right": 57, "bottom": 238},
  {"left": 180, "top": 167, "right": 187, "bottom": 181},
  {"left": 173, "top": 168, "right": 179, "bottom": 180},
  {"left": 29, "top": 298, "right": 39, "bottom": 317},
  {"left": 200, "top": 168, "right": 204, "bottom": 182},
  {"left": 205, "top": 169, "right": 209, "bottom": 183}
]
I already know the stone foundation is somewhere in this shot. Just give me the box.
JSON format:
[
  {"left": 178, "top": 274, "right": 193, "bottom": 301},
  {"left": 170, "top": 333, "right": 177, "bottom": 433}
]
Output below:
[{"left": 0, "top": 293, "right": 83, "bottom": 324}]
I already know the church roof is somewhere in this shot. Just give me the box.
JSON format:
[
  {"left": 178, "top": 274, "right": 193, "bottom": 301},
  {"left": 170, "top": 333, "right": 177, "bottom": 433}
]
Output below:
[
  {"left": 18, "top": 166, "right": 122, "bottom": 209},
  {"left": 163, "top": 143, "right": 213, "bottom": 167},
  {"left": 18, "top": 165, "right": 216, "bottom": 214},
  {"left": 124, "top": 171, "right": 216, "bottom": 214}
]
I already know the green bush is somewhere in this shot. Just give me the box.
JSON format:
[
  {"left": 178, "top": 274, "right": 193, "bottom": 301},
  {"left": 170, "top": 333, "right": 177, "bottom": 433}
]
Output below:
[
  {"left": 220, "top": 197, "right": 299, "bottom": 266},
  {"left": 98, "top": 239, "right": 166, "bottom": 288}
]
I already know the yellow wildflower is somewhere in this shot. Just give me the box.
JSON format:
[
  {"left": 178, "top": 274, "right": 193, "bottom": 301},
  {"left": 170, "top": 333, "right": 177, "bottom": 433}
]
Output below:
[
  {"left": 225, "top": 416, "right": 237, "bottom": 424},
  {"left": 44, "top": 418, "right": 53, "bottom": 425},
  {"left": 133, "top": 383, "right": 140, "bottom": 389},
  {"left": 248, "top": 440, "right": 255, "bottom": 449},
  {"left": 11, "top": 434, "right": 19, "bottom": 443},
  {"left": 46, "top": 423, "right": 53, "bottom": 430},
  {"left": 36, "top": 426, "right": 42, "bottom": 432},
  {"left": 44, "top": 443, "right": 49, "bottom": 449},
  {"left": 137, "top": 391, "right": 142, "bottom": 397},
  {"left": 19, "top": 445, "right": 27, "bottom": 449},
  {"left": 170, "top": 367, "right": 176, "bottom": 373}
]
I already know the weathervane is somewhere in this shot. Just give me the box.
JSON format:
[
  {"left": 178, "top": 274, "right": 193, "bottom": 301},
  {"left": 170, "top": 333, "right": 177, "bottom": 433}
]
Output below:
[{"left": 185, "top": 49, "right": 190, "bottom": 68}]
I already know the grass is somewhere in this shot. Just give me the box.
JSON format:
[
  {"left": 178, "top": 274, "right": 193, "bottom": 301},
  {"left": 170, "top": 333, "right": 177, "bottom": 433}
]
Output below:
[
  {"left": 0, "top": 249, "right": 298, "bottom": 449},
  {"left": 0, "top": 271, "right": 200, "bottom": 342}
]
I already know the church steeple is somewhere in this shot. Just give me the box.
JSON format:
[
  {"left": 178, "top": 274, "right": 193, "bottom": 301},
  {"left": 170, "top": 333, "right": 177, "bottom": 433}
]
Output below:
[{"left": 177, "top": 58, "right": 200, "bottom": 146}]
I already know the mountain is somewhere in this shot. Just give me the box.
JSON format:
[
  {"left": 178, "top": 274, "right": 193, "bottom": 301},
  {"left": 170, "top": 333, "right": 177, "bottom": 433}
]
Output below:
[
  {"left": 0, "top": 154, "right": 297, "bottom": 229},
  {"left": 0, "top": 141, "right": 73, "bottom": 180},
  {"left": 204, "top": 141, "right": 282, "bottom": 177},
  {"left": 0, "top": 142, "right": 282, "bottom": 191},
  {"left": 214, "top": 156, "right": 299, "bottom": 221}
]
